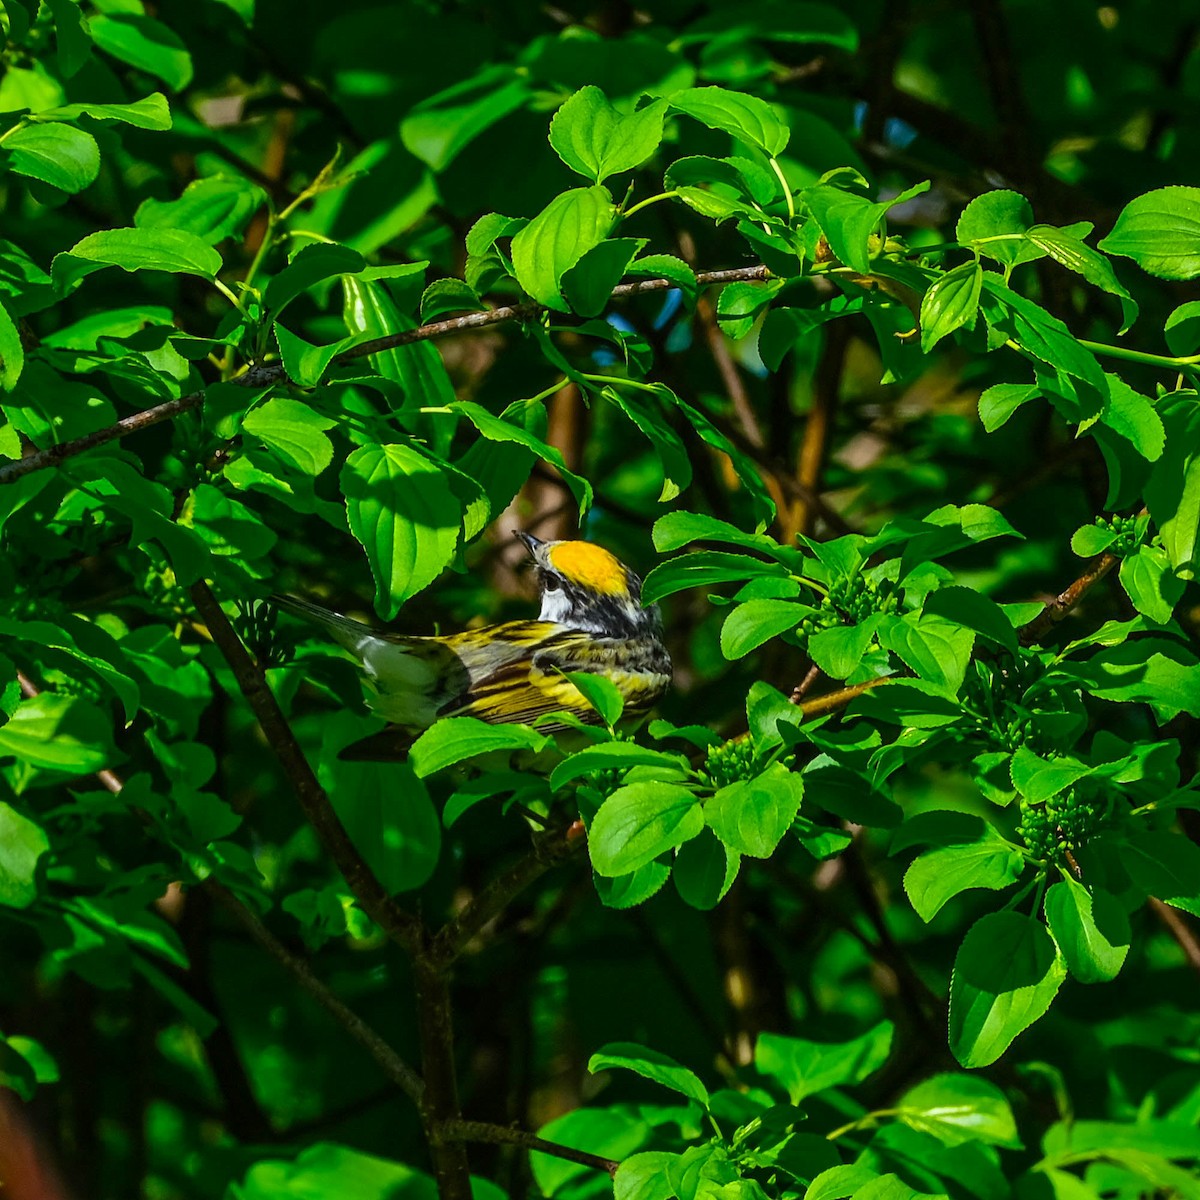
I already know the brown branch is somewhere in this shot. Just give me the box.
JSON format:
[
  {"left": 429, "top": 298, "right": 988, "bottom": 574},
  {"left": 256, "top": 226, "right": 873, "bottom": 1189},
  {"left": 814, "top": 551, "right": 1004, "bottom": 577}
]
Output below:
[
  {"left": 789, "top": 322, "right": 848, "bottom": 539},
  {"left": 203, "top": 880, "right": 425, "bottom": 1102},
  {"left": 414, "top": 962, "right": 473, "bottom": 1200},
  {"left": 1018, "top": 551, "right": 1120, "bottom": 645},
  {"left": 189, "top": 579, "right": 425, "bottom": 953},
  {"left": 442, "top": 1119, "right": 620, "bottom": 1177},
  {"left": 1149, "top": 898, "right": 1200, "bottom": 977},
  {"left": 0, "top": 266, "right": 770, "bottom": 487},
  {"left": 796, "top": 676, "right": 893, "bottom": 718},
  {"left": 430, "top": 825, "right": 583, "bottom": 967}
]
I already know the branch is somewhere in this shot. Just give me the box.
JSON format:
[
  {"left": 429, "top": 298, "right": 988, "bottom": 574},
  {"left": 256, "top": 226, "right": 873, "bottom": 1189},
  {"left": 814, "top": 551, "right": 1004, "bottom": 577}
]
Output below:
[
  {"left": 189, "top": 579, "right": 426, "bottom": 954},
  {"left": 0, "top": 266, "right": 770, "bottom": 487},
  {"left": 429, "top": 825, "right": 583, "bottom": 967},
  {"left": 796, "top": 676, "right": 893, "bottom": 718},
  {"left": 203, "top": 880, "right": 425, "bottom": 1103},
  {"left": 441, "top": 1119, "right": 620, "bottom": 1177},
  {"left": 1149, "top": 898, "right": 1200, "bottom": 978},
  {"left": 1018, "top": 550, "right": 1120, "bottom": 645}
]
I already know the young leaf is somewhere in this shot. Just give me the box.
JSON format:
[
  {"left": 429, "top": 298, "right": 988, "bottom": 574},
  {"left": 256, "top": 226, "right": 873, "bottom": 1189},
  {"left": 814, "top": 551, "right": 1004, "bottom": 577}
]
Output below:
[
  {"left": 340, "top": 443, "right": 462, "bottom": 617},
  {"left": 89, "top": 13, "right": 193, "bottom": 89},
  {"left": 720, "top": 599, "right": 804, "bottom": 659},
  {"left": 409, "top": 718, "right": 551, "bottom": 778},
  {"left": 1118, "top": 545, "right": 1185, "bottom": 623},
  {"left": 672, "top": 830, "right": 739, "bottom": 911},
  {"left": 1044, "top": 879, "right": 1130, "bottom": 983},
  {"left": 264, "top": 243, "right": 365, "bottom": 315},
  {"left": 669, "top": 87, "right": 789, "bottom": 157},
  {"left": 948, "top": 911, "right": 1066, "bottom": 1067},
  {"left": 904, "top": 832, "right": 1025, "bottom": 922},
  {"left": 0, "top": 801, "right": 50, "bottom": 909},
  {"left": 894, "top": 1073, "right": 1021, "bottom": 1148},
  {"left": 1098, "top": 187, "right": 1200, "bottom": 280},
  {"left": 755, "top": 1021, "right": 894, "bottom": 1103},
  {"left": 589, "top": 1041, "right": 710, "bottom": 1106},
  {"left": 242, "top": 396, "right": 335, "bottom": 475},
  {"left": 549, "top": 88, "right": 667, "bottom": 183},
  {"left": 704, "top": 762, "right": 804, "bottom": 858},
  {"left": 34, "top": 93, "right": 172, "bottom": 129},
  {"left": 136, "top": 176, "right": 265, "bottom": 244},
  {"left": 510, "top": 186, "right": 616, "bottom": 311},
  {"left": 919, "top": 261, "right": 982, "bottom": 352},
  {"left": 5, "top": 123, "right": 100, "bottom": 193},
  {"left": 588, "top": 781, "right": 704, "bottom": 876}
]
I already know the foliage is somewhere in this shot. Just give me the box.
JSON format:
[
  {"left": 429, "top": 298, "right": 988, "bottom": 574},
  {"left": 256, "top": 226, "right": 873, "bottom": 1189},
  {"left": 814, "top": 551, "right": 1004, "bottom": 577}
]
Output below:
[{"left": 1, "top": 2, "right": 1199, "bottom": 1200}]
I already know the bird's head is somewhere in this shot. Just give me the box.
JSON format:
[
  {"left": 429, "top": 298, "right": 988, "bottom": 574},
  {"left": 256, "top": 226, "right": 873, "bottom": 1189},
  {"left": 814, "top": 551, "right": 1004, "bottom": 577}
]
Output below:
[{"left": 516, "top": 532, "right": 659, "bottom": 637}]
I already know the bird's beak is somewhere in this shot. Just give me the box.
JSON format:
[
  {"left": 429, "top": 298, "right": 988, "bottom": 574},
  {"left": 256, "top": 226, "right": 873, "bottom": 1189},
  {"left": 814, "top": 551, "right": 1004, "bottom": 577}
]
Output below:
[{"left": 514, "top": 531, "right": 544, "bottom": 557}]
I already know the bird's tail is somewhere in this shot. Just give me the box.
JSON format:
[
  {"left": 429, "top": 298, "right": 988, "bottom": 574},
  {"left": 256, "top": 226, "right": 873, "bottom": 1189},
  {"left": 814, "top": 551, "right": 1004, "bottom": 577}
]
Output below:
[{"left": 269, "top": 594, "right": 382, "bottom": 654}]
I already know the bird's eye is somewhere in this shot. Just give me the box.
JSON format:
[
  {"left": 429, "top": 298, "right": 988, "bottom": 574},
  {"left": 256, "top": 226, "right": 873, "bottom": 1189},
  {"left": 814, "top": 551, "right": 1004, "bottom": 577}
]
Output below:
[{"left": 543, "top": 575, "right": 562, "bottom": 592}]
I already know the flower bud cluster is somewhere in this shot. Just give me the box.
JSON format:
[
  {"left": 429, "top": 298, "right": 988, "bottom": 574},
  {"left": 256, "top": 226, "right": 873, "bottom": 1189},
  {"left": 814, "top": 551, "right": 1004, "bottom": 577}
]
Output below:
[
  {"left": 795, "top": 575, "right": 899, "bottom": 641},
  {"left": 703, "top": 738, "right": 761, "bottom": 788},
  {"left": 1094, "top": 513, "right": 1146, "bottom": 558},
  {"left": 1016, "top": 786, "right": 1114, "bottom": 862}
]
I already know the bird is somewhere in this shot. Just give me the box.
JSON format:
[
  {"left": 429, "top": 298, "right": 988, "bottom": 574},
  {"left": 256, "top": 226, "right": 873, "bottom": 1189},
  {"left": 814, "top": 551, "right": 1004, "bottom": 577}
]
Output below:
[{"left": 271, "top": 532, "right": 672, "bottom": 760}]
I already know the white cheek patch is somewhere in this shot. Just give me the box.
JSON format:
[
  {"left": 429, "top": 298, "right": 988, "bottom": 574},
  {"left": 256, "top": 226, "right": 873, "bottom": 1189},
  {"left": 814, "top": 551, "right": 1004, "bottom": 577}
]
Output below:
[{"left": 538, "top": 590, "right": 574, "bottom": 623}]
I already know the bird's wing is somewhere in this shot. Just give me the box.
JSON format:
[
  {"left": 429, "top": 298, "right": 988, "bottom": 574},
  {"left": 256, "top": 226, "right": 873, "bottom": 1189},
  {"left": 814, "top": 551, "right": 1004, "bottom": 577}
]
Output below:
[{"left": 439, "top": 630, "right": 607, "bottom": 726}]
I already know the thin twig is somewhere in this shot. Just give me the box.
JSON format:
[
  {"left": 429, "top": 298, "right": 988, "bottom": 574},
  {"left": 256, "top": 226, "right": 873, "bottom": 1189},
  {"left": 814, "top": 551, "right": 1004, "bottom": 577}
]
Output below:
[
  {"left": 796, "top": 677, "right": 893, "bottom": 717},
  {"left": 430, "top": 826, "right": 583, "bottom": 967},
  {"left": 1018, "top": 551, "right": 1120, "bottom": 645},
  {"left": 442, "top": 1119, "right": 620, "bottom": 1177},
  {"left": 204, "top": 880, "right": 425, "bottom": 1102},
  {"left": 0, "top": 267, "right": 770, "bottom": 487},
  {"left": 189, "top": 579, "right": 426, "bottom": 953}
]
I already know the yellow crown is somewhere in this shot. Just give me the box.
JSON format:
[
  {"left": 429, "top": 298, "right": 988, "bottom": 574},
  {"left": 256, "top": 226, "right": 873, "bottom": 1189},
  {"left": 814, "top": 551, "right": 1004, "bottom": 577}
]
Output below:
[{"left": 547, "top": 541, "right": 629, "bottom": 595}]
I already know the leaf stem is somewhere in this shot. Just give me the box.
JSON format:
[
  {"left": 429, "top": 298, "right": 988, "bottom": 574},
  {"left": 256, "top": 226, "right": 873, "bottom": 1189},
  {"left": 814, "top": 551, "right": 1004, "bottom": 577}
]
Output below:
[
  {"left": 621, "top": 190, "right": 679, "bottom": 220},
  {"left": 769, "top": 158, "right": 795, "bottom": 221}
]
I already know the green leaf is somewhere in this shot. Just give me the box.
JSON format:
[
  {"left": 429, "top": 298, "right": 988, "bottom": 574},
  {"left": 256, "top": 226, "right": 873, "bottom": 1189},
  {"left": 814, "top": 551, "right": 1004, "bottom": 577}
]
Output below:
[
  {"left": 653, "top": 510, "right": 789, "bottom": 557},
  {"left": 704, "top": 762, "right": 804, "bottom": 857},
  {"left": 1165, "top": 300, "right": 1200, "bottom": 355},
  {"left": 419, "top": 278, "right": 480, "bottom": 322},
  {"left": 625, "top": 254, "right": 698, "bottom": 306},
  {"left": 45, "top": 0, "right": 93, "bottom": 77},
  {"left": 716, "top": 279, "right": 782, "bottom": 340},
  {"left": 1098, "top": 187, "right": 1200, "bottom": 280},
  {"left": 558, "top": 671, "right": 626, "bottom": 726},
  {"left": 878, "top": 613, "right": 974, "bottom": 695},
  {"left": 510, "top": 186, "right": 616, "bottom": 311},
  {"left": 948, "top": 911, "right": 1066, "bottom": 1067},
  {"left": 243, "top": 396, "right": 335, "bottom": 475},
  {"left": 1077, "top": 638, "right": 1200, "bottom": 721},
  {"left": 1070, "top": 523, "right": 1118, "bottom": 557},
  {"left": 453, "top": 400, "right": 592, "bottom": 515},
  {"left": 0, "top": 692, "right": 114, "bottom": 775},
  {"left": 54, "top": 228, "right": 222, "bottom": 293},
  {"left": 956, "top": 190, "right": 1038, "bottom": 268},
  {"left": 601, "top": 385, "right": 692, "bottom": 502},
  {"left": 904, "top": 832, "right": 1025, "bottom": 922},
  {"left": 804, "top": 184, "right": 885, "bottom": 273},
  {"left": 231, "top": 1143, "right": 439, "bottom": 1200},
  {"left": 0, "top": 300, "right": 23, "bottom": 390},
  {"left": 594, "top": 862, "right": 671, "bottom": 910},
  {"left": 755, "top": 1021, "right": 893, "bottom": 1103},
  {"left": 533, "top": 1110, "right": 650, "bottom": 1197},
  {"left": 589, "top": 781, "right": 704, "bottom": 877},
  {"left": 320, "top": 719, "right": 440, "bottom": 893},
  {"left": 669, "top": 87, "right": 789, "bottom": 157},
  {"left": 1044, "top": 879, "right": 1130, "bottom": 984},
  {"left": 672, "top": 830, "right": 739, "bottom": 910},
  {"left": 1010, "top": 748, "right": 1093, "bottom": 804},
  {"left": 1146, "top": 393, "right": 1200, "bottom": 576},
  {"left": 0, "top": 801, "right": 49, "bottom": 908},
  {"left": 1119, "top": 545, "right": 1185, "bottom": 623},
  {"left": 34, "top": 93, "right": 172, "bottom": 129},
  {"left": 894, "top": 1073, "right": 1021, "bottom": 1148},
  {"left": 720, "top": 599, "right": 804, "bottom": 659},
  {"left": 1122, "top": 830, "right": 1200, "bottom": 916},
  {"left": 589, "top": 1041, "right": 710, "bottom": 1106},
  {"left": 807, "top": 619, "right": 883, "bottom": 681},
  {"left": 805, "top": 1165, "right": 881, "bottom": 1200},
  {"left": 136, "top": 175, "right": 264, "bottom": 244},
  {"left": 1026, "top": 224, "right": 1138, "bottom": 332},
  {"left": 920, "top": 261, "right": 982, "bottom": 352},
  {"left": 549, "top": 87, "right": 667, "bottom": 183},
  {"left": 1097, "top": 374, "right": 1164, "bottom": 461},
  {"left": 923, "top": 586, "right": 1019, "bottom": 655},
  {"left": 340, "top": 443, "right": 462, "bottom": 618},
  {"left": 89, "top": 13, "right": 193, "bottom": 89},
  {"left": 550, "top": 742, "right": 688, "bottom": 792},
  {"left": 400, "top": 65, "right": 531, "bottom": 171},
  {"left": 561, "top": 237, "right": 646, "bottom": 317},
  {"left": 264, "top": 243, "right": 365, "bottom": 316},
  {"left": 642, "top": 552, "right": 789, "bottom": 605},
  {"left": 274, "top": 325, "right": 356, "bottom": 390},
  {"left": 409, "top": 718, "right": 551, "bottom": 778},
  {"left": 978, "top": 382, "right": 1039, "bottom": 432},
  {"left": 5, "top": 122, "right": 99, "bottom": 193},
  {"left": 614, "top": 1153, "right": 678, "bottom": 1200}
]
